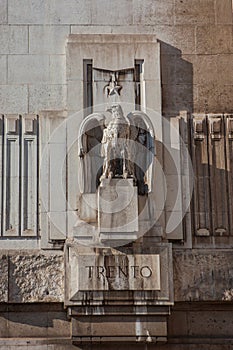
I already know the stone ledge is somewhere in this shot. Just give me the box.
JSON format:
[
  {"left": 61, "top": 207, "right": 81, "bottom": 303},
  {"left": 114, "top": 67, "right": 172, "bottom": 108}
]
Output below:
[{"left": 67, "top": 33, "right": 157, "bottom": 44}]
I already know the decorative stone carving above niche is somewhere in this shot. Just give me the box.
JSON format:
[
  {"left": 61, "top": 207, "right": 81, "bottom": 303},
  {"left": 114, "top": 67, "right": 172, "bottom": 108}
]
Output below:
[{"left": 66, "top": 34, "right": 162, "bottom": 119}]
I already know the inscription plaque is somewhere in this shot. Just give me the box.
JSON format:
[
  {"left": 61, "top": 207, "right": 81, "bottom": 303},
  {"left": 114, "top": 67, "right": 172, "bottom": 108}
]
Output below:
[{"left": 76, "top": 254, "right": 160, "bottom": 291}]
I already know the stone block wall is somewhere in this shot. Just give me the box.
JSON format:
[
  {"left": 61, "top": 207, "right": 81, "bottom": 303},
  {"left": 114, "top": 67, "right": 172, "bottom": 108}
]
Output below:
[
  {"left": 0, "top": 1, "right": 233, "bottom": 348},
  {"left": 0, "top": 0, "right": 232, "bottom": 114},
  {"left": 1, "top": 249, "right": 232, "bottom": 305},
  {"left": 0, "top": 252, "right": 64, "bottom": 303},
  {"left": 0, "top": 250, "right": 233, "bottom": 348}
]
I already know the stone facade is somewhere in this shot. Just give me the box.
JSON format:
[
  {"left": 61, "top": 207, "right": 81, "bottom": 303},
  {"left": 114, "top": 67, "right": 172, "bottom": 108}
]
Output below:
[
  {"left": 0, "top": 0, "right": 233, "bottom": 349},
  {"left": 0, "top": 0, "right": 232, "bottom": 115}
]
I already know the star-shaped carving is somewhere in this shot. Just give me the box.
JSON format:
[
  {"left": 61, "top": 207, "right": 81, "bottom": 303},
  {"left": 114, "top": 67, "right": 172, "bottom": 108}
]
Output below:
[{"left": 105, "top": 73, "right": 122, "bottom": 97}]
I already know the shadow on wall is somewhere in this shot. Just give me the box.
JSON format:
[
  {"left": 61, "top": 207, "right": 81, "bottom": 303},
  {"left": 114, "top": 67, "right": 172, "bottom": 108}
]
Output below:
[
  {"left": 159, "top": 43, "right": 233, "bottom": 244},
  {"left": 191, "top": 114, "right": 233, "bottom": 245},
  {"left": 153, "top": 42, "right": 194, "bottom": 241},
  {"left": 2, "top": 304, "right": 69, "bottom": 330},
  {"left": 159, "top": 41, "right": 193, "bottom": 117}
]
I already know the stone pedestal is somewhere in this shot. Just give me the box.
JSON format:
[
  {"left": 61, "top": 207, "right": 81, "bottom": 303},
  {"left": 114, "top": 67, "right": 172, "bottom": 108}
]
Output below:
[
  {"left": 98, "top": 178, "right": 138, "bottom": 242},
  {"left": 73, "top": 178, "right": 164, "bottom": 246}
]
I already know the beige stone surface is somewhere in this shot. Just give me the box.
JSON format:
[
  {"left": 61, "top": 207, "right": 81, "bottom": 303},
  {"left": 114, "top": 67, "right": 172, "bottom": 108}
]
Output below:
[
  {"left": 1, "top": 0, "right": 233, "bottom": 347},
  {"left": 133, "top": 0, "right": 174, "bottom": 25},
  {"left": 0, "top": 342, "right": 77, "bottom": 350},
  {"left": 0, "top": 315, "right": 8, "bottom": 337},
  {"left": 72, "top": 315, "right": 167, "bottom": 337},
  {"left": 173, "top": 250, "right": 233, "bottom": 301},
  {"left": 174, "top": 0, "right": 215, "bottom": 24},
  {"left": 215, "top": 0, "right": 233, "bottom": 24},
  {"left": 29, "top": 25, "right": 70, "bottom": 54},
  {"left": 6, "top": 311, "right": 70, "bottom": 338},
  {"left": 7, "top": 312, "right": 48, "bottom": 337},
  {"left": 0, "top": 0, "right": 231, "bottom": 115},
  {"left": 98, "top": 179, "right": 138, "bottom": 233},
  {"left": 49, "top": 55, "right": 66, "bottom": 84},
  {"left": 168, "top": 304, "right": 233, "bottom": 341},
  {"left": 8, "top": 55, "right": 50, "bottom": 84},
  {"left": 0, "top": 255, "right": 8, "bottom": 302},
  {"left": 0, "top": 25, "right": 28, "bottom": 54},
  {"left": 8, "top": 0, "right": 49, "bottom": 24},
  {"left": 9, "top": 0, "right": 92, "bottom": 25},
  {"left": 67, "top": 81, "right": 83, "bottom": 112},
  {"left": 49, "top": 0, "right": 92, "bottom": 24},
  {"left": 67, "top": 345, "right": 233, "bottom": 350},
  {"left": 29, "top": 84, "right": 66, "bottom": 113},
  {"left": 0, "top": 304, "right": 71, "bottom": 340},
  {"left": 155, "top": 25, "right": 196, "bottom": 54},
  {"left": 65, "top": 243, "right": 173, "bottom": 306},
  {"left": 216, "top": 54, "right": 233, "bottom": 85},
  {"left": 0, "top": 0, "right": 7, "bottom": 24},
  {"left": 8, "top": 253, "right": 64, "bottom": 303},
  {"left": 0, "top": 85, "right": 28, "bottom": 114},
  {"left": 196, "top": 84, "right": 233, "bottom": 113},
  {"left": 0, "top": 343, "right": 231, "bottom": 350},
  {"left": 189, "top": 310, "right": 233, "bottom": 337},
  {"left": 0, "top": 55, "right": 7, "bottom": 84},
  {"left": 92, "top": 0, "right": 133, "bottom": 25},
  {"left": 196, "top": 25, "right": 232, "bottom": 54},
  {"left": 75, "top": 253, "right": 160, "bottom": 291}
]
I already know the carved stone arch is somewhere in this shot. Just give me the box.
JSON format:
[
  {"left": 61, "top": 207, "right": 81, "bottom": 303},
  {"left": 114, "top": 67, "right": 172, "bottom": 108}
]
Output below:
[{"left": 78, "top": 113, "right": 105, "bottom": 193}]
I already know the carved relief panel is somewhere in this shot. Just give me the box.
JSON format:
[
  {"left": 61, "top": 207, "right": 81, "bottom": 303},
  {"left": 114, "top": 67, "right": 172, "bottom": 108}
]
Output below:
[
  {"left": 192, "top": 114, "right": 233, "bottom": 245},
  {"left": 0, "top": 114, "right": 38, "bottom": 239},
  {"left": 66, "top": 34, "right": 164, "bottom": 240}
]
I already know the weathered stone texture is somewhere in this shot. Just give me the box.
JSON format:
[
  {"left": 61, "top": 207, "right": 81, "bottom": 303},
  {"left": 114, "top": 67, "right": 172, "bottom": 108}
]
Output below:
[
  {"left": 0, "top": 344, "right": 77, "bottom": 350},
  {"left": 29, "top": 84, "right": 66, "bottom": 113},
  {"left": 49, "top": 0, "right": 92, "bottom": 25},
  {"left": 188, "top": 310, "right": 233, "bottom": 337},
  {"left": 162, "top": 83, "right": 193, "bottom": 115},
  {"left": 49, "top": 55, "right": 66, "bottom": 84},
  {"left": 0, "top": 344, "right": 231, "bottom": 350},
  {"left": 0, "top": 305, "right": 71, "bottom": 340},
  {"left": 133, "top": 0, "right": 174, "bottom": 25},
  {"left": 156, "top": 25, "right": 196, "bottom": 54},
  {"left": 168, "top": 303, "right": 233, "bottom": 342},
  {"left": 173, "top": 250, "right": 233, "bottom": 301},
  {"left": 196, "top": 25, "right": 232, "bottom": 54},
  {"left": 191, "top": 55, "right": 218, "bottom": 85},
  {"left": 0, "top": 55, "right": 7, "bottom": 84},
  {"left": 0, "top": 255, "right": 8, "bottom": 302},
  {"left": 215, "top": 0, "right": 233, "bottom": 24},
  {"left": 93, "top": 0, "right": 133, "bottom": 25},
  {"left": 174, "top": 0, "right": 215, "bottom": 24},
  {"left": 8, "top": 253, "right": 64, "bottom": 303},
  {"left": 0, "top": 85, "right": 28, "bottom": 114},
  {"left": 0, "top": 0, "right": 7, "bottom": 24},
  {"left": 216, "top": 54, "right": 233, "bottom": 85},
  {"left": 9, "top": 0, "right": 92, "bottom": 24},
  {"left": 8, "top": 55, "right": 50, "bottom": 84},
  {"left": 0, "top": 0, "right": 233, "bottom": 114},
  {"left": 8, "top": 0, "right": 50, "bottom": 24},
  {"left": 195, "top": 84, "right": 233, "bottom": 113},
  {"left": 0, "top": 26, "right": 28, "bottom": 54},
  {"left": 29, "top": 26, "right": 70, "bottom": 54}
]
